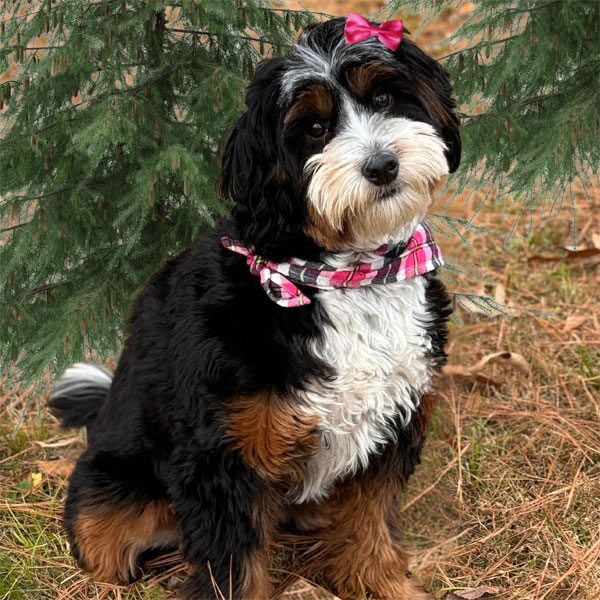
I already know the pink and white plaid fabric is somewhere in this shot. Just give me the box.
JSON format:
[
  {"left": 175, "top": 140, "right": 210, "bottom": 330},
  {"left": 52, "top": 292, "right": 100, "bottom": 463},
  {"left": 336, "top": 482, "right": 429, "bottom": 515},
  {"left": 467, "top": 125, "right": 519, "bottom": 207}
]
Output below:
[{"left": 221, "top": 222, "right": 443, "bottom": 308}]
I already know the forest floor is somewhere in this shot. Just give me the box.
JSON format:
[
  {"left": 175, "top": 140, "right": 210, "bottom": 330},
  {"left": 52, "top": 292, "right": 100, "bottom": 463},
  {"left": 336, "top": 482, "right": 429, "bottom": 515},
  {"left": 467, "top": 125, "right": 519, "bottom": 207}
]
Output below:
[{"left": 1, "top": 2, "right": 599, "bottom": 600}]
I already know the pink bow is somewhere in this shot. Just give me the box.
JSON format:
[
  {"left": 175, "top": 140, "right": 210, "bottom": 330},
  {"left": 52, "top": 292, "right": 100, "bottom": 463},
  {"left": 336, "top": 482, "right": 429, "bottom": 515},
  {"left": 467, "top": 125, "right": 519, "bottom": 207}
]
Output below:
[{"left": 344, "top": 12, "right": 403, "bottom": 51}]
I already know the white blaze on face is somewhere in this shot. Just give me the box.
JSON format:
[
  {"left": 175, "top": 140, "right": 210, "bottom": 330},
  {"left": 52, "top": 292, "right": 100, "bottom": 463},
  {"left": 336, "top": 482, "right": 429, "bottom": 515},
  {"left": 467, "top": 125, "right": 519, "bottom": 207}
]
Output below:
[{"left": 304, "top": 99, "right": 449, "bottom": 250}]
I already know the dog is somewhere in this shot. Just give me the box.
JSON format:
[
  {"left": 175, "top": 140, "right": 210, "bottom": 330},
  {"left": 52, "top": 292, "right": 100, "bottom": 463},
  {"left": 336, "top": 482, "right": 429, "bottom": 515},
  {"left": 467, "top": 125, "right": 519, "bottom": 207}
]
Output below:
[{"left": 49, "top": 15, "right": 459, "bottom": 600}]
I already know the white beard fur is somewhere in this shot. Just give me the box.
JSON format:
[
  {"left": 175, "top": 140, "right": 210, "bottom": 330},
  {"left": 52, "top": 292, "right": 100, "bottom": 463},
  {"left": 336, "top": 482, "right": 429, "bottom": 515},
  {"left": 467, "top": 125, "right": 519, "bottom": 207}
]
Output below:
[{"left": 293, "top": 275, "right": 435, "bottom": 503}]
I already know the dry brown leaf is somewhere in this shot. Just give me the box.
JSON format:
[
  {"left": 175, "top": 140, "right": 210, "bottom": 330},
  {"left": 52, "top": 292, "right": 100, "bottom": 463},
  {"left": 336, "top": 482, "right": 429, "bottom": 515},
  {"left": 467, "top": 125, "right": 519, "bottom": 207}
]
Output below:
[
  {"left": 562, "top": 315, "right": 587, "bottom": 333},
  {"left": 471, "top": 351, "right": 531, "bottom": 375},
  {"left": 592, "top": 232, "right": 600, "bottom": 250},
  {"left": 442, "top": 365, "right": 500, "bottom": 387},
  {"left": 442, "top": 364, "right": 500, "bottom": 386},
  {"left": 28, "top": 472, "right": 43, "bottom": 490},
  {"left": 443, "top": 351, "right": 530, "bottom": 385},
  {"left": 528, "top": 247, "right": 600, "bottom": 264},
  {"left": 445, "top": 586, "right": 500, "bottom": 600},
  {"left": 564, "top": 247, "right": 600, "bottom": 260},
  {"left": 442, "top": 365, "right": 471, "bottom": 378}
]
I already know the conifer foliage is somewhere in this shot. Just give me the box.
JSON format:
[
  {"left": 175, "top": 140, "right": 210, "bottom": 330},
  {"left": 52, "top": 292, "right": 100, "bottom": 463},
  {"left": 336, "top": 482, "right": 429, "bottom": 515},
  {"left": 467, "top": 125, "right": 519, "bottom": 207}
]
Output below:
[
  {"left": 397, "top": 0, "right": 599, "bottom": 230},
  {"left": 0, "top": 1, "right": 317, "bottom": 383},
  {"left": 1, "top": 1, "right": 598, "bottom": 385}
]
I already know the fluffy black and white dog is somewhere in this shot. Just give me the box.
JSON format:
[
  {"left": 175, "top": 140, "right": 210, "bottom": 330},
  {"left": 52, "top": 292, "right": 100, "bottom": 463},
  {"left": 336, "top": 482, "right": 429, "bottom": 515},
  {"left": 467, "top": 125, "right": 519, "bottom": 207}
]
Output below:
[{"left": 50, "top": 16, "right": 459, "bottom": 600}]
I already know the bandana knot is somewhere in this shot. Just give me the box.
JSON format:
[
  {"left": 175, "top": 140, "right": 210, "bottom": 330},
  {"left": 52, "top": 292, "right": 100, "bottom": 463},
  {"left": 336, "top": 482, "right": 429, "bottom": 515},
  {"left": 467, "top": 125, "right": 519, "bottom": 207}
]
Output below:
[{"left": 222, "top": 222, "right": 443, "bottom": 308}]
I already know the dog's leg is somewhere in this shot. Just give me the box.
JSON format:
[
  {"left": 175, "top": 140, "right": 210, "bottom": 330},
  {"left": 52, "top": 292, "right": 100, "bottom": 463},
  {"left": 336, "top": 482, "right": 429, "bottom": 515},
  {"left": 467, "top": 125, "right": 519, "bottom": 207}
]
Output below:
[
  {"left": 65, "top": 450, "right": 178, "bottom": 584},
  {"left": 294, "top": 475, "right": 430, "bottom": 600},
  {"left": 168, "top": 450, "right": 277, "bottom": 600},
  {"left": 289, "top": 394, "right": 440, "bottom": 600}
]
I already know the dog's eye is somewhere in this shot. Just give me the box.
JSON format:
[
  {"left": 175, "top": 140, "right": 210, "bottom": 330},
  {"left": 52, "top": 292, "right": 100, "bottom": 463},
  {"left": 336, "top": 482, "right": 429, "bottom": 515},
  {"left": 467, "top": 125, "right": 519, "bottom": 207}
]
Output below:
[
  {"left": 373, "top": 91, "right": 393, "bottom": 109},
  {"left": 306, "top": 121, "right": 327, "bottom": 139}
]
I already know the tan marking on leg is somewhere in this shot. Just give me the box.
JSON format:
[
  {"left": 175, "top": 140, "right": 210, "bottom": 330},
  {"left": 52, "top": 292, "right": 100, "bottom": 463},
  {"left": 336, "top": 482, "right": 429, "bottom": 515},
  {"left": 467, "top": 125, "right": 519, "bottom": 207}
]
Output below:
[
  {"left": 240, "top": 549, "right": 272, "bottom": 600},
  {"left": 298, "top": 479, "right": 428, "bottom": 599},
  {"left": 74, "top": 499, "right": 177, "bottom": 584},
  {"left": 283, "top": 410, "right": 436, "bottom": 600},
  {"left": 226, "top": 392, "right": 319, "bottom": 482}
]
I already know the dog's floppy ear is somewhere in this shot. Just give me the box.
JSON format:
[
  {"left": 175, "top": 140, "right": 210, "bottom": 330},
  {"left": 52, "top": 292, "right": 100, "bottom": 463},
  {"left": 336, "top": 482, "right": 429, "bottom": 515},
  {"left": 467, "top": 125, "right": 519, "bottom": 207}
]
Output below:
[
  {"left": 394, "top": 38, "right": 462, "bottom": 173},
  {"left": 217, "top": 57, "right": 303, "bottom": 259},
  {"left": 217, "top": 58, "right": 282, "bottom": 203},
  {"left": 426, "top": 60, "right": 462, "bottom": 173}
]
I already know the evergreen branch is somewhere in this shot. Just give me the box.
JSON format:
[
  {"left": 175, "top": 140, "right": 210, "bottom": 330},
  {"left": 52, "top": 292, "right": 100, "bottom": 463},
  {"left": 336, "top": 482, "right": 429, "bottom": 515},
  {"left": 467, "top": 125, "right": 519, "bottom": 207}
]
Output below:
[
  {"left": 251, "top": 6, "right": 332, "bottom": 19},
  {"left": 452, "top": 292, "right": 550, "bottom": 318},
  {"left": 439, "top": 34, "right": 521, "bottom": 61},
  {"left": 452, "top": 293, "right": 515, "bottom": 319},
  {"left": 442, "top": 262, "right": 496, "bottom": 285},
  {"left": 169, "top": 28, "right": 289, "bottom": 48},
  {"left": 0, "top": 119, "right": 73, "bottom": 148},
  {"left": 10, "top": 187, "right": 73, "bottom": 203},
  {"left": 0, "top": 0, "right": 122, "bottom": 22},
  {"left": 572, "top": 89, "right": 600, "bottom": 122},
  {"left": 167, "top": 4, "right": 332, "bottom": 18},
  {"left": 1, "top": 282, "right": 72, "bottom": 307},
  {"left": 429, "top": 213, "right": 505, "bottom": 237},
  {"left": 505, "top": 1, "right": 562, "bottom": 15},
  {"left": 0, "top": 222, "right": 29, "bottom": 234},
  {"left": 459, "top": 92, "right": 565, "bottom": 119},
  {"left": 0, "top": 73, "right": 172, "bottom": 141},
  {"left": 79, "top": 278, "right": 110, "bottom": 313},
  {"left": 180, "top": 61, "right": 247, "bottom": 83}
]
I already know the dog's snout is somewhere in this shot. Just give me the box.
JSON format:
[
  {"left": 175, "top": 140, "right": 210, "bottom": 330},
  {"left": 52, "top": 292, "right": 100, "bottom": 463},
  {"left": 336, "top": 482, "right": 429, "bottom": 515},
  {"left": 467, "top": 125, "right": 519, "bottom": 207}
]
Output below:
[{"left": 361, "top": 152, "right": 399, "bottom": 186}]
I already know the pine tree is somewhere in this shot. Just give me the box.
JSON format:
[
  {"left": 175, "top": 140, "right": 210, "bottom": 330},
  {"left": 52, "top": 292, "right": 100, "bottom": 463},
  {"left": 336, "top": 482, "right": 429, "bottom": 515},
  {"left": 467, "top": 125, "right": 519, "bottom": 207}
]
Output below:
[
  {"left": 392, "top": 0, "right": 599, "bottom": 236},
  {"left": 0, "top": 0, "right": 319, "bottom": 384},
  {"left": 381, "top": 0, "right": 599, "bottom": 317},
  {"left": 1, "top": 1, "right": 598, "bottom": 387}
]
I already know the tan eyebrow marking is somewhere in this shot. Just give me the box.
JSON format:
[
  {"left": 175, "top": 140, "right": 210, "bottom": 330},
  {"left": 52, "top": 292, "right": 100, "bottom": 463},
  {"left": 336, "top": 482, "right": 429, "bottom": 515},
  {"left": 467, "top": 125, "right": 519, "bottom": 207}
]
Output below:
[
  {"left": 345, "top": 60, "right": 398, "bottom": 98},
  {"left": 285, "top": 83, "right": 333, "bottom": 124}
]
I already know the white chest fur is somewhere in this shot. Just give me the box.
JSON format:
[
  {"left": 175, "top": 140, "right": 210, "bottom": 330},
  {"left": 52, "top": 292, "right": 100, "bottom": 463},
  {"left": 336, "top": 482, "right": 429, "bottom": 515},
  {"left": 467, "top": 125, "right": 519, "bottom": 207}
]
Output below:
[{"left": 295, "top": 277, "right": 434, "bottom": 503}]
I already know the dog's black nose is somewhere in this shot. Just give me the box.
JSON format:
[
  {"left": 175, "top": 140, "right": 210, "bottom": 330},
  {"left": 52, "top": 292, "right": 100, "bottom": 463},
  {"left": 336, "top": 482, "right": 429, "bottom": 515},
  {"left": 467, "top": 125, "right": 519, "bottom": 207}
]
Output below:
[{"left": 361, "top": 152, "right": 399, "bottom": 186}]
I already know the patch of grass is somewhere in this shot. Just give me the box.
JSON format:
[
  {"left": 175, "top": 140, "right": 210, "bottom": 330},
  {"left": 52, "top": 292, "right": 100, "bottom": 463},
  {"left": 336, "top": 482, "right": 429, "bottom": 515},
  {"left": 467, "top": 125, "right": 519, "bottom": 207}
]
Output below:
[
  {"left": 3, "top": 428, "right": 28, "bottom": 454},
  {"left": 576, "top": 346, "right": 600, "bottom": 391},
  {"left": 399, "top": 179, "right": 600, "bottom": 599}
]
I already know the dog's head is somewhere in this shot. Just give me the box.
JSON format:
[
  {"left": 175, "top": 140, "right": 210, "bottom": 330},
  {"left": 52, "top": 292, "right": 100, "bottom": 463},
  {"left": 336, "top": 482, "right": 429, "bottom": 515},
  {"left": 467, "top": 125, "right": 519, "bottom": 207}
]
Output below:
[{"left": 218, "top": 17, "right": 460, "bottom": 259}]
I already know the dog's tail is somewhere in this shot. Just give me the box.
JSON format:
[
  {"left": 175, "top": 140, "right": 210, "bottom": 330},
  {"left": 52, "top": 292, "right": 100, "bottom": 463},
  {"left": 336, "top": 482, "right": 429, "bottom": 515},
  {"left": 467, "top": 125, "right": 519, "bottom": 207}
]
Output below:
[{"left": 48, "top": 363, "right": 113, "bottom": 429}]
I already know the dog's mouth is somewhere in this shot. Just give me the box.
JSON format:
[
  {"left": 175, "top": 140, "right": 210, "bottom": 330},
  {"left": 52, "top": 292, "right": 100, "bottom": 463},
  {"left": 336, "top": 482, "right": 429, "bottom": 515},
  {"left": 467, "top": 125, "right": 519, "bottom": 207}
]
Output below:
[{"left": 374, "top": 185, "right": 400, "bottom": 202}]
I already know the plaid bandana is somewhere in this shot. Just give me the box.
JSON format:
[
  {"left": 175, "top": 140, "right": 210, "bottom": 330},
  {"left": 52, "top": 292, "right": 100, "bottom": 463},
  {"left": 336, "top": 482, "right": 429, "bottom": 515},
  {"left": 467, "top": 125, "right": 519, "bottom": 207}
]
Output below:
[{"left": 221, "top": 222, "right": 443, "bottom": 308}]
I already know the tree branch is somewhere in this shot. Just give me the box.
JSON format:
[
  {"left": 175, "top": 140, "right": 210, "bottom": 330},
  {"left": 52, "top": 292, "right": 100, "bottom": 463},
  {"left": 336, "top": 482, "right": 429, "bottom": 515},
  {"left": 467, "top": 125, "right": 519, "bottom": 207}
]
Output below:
[
  {"left": 439, "top": 34, "right": 521, "bottom": 61},
  {"left": 505, "top": 1, "right": 562, "bottom": 15},
  {"left": 459, "top": 91, "right": 565, "bottom": 119},
  {"left": 168, "top": 28, "right": 289, "bottom": 48},
  {"left": 572, "top": 89, "right": 599, "bottom": 122},
  {"left": 0, "top": 222, "right": 29, "bottom": 234},
  {"left": 2, "top": 281, "right": 72, "bottom": 307},
  {"left": 167, "top": 4, "right": 332, "bottom": 18},
  {"left": 11, "top": 187, "right": 73, "bottom": 203}
]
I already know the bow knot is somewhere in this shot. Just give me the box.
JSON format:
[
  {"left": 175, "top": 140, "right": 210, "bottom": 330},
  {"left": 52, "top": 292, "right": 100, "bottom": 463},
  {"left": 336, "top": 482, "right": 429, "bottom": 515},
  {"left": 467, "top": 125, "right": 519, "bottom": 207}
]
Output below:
[{"left": 344, "top": 12, "right": 403, "bottom": 51}]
